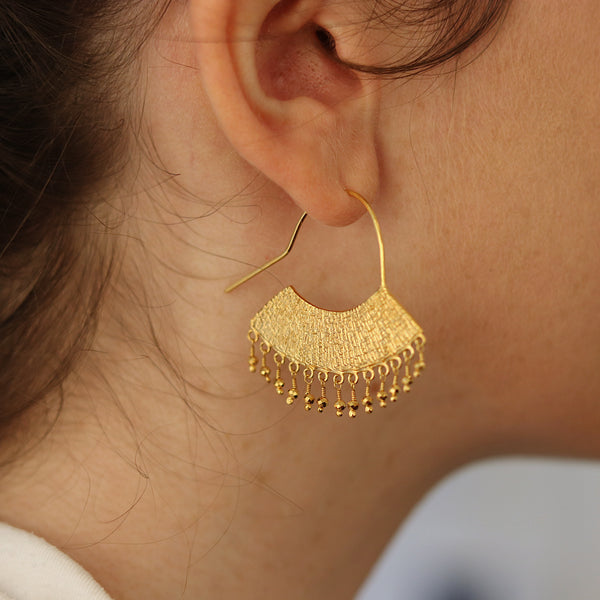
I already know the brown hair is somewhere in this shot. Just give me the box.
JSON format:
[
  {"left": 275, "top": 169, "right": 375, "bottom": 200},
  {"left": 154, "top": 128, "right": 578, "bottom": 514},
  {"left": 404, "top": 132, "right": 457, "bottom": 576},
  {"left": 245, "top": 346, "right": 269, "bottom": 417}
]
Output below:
[
  {"left": 0, "top": 2, "right": 168, "bottom": 441},
  {"left": 347, "top": 0, "right": 509, "bottom": 76},
  {"left": 0, "top": 0, "right": 509, "bottom": 443}
]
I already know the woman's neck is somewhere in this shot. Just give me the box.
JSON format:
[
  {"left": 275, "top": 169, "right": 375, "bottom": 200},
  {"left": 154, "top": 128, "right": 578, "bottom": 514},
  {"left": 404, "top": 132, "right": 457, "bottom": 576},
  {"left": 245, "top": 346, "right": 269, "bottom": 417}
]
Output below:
[{"left": 0, "top": 341, "right": 488, "bottom": 599}]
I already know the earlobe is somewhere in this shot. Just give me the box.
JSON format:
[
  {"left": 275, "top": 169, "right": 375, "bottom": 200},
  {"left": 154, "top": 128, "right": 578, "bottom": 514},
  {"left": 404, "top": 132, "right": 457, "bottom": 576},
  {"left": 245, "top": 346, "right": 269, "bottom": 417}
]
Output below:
[{"left": 189, "top": 0, "right": 381, "bottom": 226}]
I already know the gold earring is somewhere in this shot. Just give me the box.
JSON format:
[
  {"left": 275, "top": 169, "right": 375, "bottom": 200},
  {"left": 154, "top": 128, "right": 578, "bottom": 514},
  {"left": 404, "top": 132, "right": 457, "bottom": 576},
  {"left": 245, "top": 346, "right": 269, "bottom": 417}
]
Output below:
[{"left": 225, "top": 190, "right": 425, "bottom": 417}]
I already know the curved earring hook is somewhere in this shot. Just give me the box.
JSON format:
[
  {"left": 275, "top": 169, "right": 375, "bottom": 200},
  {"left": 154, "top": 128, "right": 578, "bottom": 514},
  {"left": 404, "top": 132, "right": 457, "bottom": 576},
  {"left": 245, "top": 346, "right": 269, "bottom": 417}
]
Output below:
[
  {"left": 345, "top": 189, "right": 386, "bottom": 289},
  {"left": 224, "top": 190, "right": 386, "bottom": 293},
  {"left": 224, "top": 213, "right": 308, "bottom": 293}
]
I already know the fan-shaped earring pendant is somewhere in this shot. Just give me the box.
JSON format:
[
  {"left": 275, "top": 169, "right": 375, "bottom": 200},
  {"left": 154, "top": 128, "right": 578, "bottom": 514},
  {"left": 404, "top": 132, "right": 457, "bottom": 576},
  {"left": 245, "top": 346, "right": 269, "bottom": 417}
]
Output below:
[{"left": 225, "top": 190, "right": 426, "bottom": 418}]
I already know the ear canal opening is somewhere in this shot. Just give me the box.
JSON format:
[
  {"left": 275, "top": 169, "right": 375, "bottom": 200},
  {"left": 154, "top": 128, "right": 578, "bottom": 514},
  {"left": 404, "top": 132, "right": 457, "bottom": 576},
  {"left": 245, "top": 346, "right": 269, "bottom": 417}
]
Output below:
[{"left": 314, "top": 26, "right": 337, "bottom": 54}]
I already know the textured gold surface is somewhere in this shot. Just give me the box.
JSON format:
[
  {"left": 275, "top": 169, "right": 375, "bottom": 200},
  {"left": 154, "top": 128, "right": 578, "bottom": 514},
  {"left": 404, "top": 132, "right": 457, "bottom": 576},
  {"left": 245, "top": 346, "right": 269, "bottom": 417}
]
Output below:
[{"left": 251, "top": 285, "right": 422, "bottom": 373}]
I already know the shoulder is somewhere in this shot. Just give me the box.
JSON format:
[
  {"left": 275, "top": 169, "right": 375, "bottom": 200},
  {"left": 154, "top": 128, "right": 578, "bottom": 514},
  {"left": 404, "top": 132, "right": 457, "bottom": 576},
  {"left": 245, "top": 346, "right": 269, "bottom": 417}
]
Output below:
[{"left": 0, "top": 523, "right": 113, "bottom": 600}]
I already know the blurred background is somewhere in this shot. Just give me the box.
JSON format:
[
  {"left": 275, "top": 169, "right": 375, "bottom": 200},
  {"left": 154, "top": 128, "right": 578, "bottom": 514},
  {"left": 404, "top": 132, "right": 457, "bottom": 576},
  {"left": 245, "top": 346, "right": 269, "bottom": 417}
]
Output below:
[{"left": 357, "top": 458, "right": 600, "bottom": 600}]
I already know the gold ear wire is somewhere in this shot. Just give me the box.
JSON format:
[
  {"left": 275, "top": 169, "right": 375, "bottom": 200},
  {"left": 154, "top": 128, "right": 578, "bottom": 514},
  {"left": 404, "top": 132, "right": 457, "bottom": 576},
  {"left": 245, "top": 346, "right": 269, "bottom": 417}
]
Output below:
[
  {"left": 224, "top": 213, "right": 307, "bottom": 293},
  {"left": 224, "top": 190, "right": 387, "bottom": 293},
  {"left": 345, "top": 189, "right": 386, "bottom": 289}
]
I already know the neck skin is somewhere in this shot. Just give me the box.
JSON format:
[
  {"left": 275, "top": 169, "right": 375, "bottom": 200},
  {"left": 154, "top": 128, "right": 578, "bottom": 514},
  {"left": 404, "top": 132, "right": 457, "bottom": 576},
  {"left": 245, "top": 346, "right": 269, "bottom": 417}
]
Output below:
[{"left": 0, "top": 352, "right": 495, "bottom": 599}]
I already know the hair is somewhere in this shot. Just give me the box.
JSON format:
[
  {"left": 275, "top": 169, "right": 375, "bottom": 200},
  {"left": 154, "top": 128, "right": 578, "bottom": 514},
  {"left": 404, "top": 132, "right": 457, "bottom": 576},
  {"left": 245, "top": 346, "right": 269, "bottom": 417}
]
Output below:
[
  {"left": 350, "top": 0, "right": 509, "bottom": 76},
  {"left": 0, "top": 1, "right": 170, "bottom": 445},
  {"left": 0, "top": 0, "right": 509, "bottom": 444}
]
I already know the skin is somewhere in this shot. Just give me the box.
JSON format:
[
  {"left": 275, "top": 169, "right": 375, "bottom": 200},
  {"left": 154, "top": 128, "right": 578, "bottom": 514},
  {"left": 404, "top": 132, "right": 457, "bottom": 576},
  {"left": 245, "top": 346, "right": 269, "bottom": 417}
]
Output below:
[{"left": 0, "top": 1, "right": 598, "bottom": 599}]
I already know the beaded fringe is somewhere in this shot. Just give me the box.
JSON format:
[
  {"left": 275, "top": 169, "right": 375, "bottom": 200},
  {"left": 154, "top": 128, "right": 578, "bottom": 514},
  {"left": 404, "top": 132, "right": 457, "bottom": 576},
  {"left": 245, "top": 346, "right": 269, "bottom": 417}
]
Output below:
[{"left": 248, "top": 330, "right": 425, "bottom": 418}]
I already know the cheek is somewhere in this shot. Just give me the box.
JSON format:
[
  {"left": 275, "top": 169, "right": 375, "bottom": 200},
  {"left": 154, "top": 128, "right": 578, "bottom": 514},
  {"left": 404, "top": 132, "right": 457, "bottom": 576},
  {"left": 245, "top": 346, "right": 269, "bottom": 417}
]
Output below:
[
  {"left": 376, "top": 34, "right": 600, "bottom": 421},
  {"left": 423, "top": 191, "right": 595, "bottom": 398}
]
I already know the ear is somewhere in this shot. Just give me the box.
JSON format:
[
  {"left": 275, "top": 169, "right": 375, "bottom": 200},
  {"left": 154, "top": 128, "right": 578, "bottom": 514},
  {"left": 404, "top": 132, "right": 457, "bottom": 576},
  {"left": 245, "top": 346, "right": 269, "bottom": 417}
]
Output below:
[{"left": 189, "top": 0, "right": 381, "bottom": 226}]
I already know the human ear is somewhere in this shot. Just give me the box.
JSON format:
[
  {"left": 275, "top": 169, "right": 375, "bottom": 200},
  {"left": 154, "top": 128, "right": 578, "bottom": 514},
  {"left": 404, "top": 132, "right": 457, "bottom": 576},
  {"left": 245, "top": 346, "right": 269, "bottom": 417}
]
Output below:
[{"left": 189, "top": 0, "right": 381, "bottom": 226}]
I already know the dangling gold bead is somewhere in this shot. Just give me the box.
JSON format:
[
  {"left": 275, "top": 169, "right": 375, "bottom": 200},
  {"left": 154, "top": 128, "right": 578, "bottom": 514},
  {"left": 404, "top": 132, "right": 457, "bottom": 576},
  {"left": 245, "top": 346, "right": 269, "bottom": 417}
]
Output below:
[
  {"left": 413, "top": 338, "right": 426, "bottom": 378},
  {"left": 389, "top": 358, "right": 401, "bottom": 402},
  {"left": 333, "top": 374, "right": 345, "bottom": 417},
  {"left": 287, "top": 362, "right": 299, "bottom": 405},
  {"left": 273, "top": 353, "right": 285, "bottom": 392},
  {"left": 287, "top": 388, "right": 298, "bottom": 405},
  {"left": 316, "top": 371, "right": 328, "bottom": 413},
  {"left": 347, "top": 373, "right": 360, "bottom": 418},
  {"left": 348, "top": 398, "right": 359, "bottom": 418},
  {"left": 376, "top": 366, "right": 389, "bottom": 408},
  {"left": 389, "top": 384, "right": 400, "bottom": 402},
  {"left": 414, "top": 361, "right": 426, "bottom": 378},
  {"left": 304, "top": 393, "right": 315, "bottom": 411},
  {"left": 362, "top": 371, "right": 374, "bottom": 414},
  {"left": 302, "top": 368, "right": 315, "bottom": 411},
  {"left": 248, "top": 332, "right": 258, "bottom": 373},
  {"left": 260, "top": 366, "right": 271, "bottom": 382},
  {"left": 401, "top": 348, "right": 415, "bottom": 392},
  {"left": 259, "top": 342, "right": 272, "bottom": 382}
]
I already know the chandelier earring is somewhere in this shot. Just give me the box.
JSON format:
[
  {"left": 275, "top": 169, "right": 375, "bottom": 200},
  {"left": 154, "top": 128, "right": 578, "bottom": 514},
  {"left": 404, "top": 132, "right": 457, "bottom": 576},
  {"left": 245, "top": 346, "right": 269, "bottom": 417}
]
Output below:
[{"left": 225, "top": 190, "right": 426, "bottom": 418}]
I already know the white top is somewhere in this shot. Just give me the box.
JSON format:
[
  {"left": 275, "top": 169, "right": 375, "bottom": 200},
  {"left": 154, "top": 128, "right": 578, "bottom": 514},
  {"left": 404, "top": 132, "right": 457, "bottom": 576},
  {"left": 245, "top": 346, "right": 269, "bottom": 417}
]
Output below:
[{"left": 0, "top": 523, "right": 113, "bottom": 600}]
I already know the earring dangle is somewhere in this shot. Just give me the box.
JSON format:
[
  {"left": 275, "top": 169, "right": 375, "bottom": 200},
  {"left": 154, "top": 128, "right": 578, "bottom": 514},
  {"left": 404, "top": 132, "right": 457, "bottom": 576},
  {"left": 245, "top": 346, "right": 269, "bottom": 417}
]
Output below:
[{"left": 225, "top": 190, "right": 426, "bottom": 418}]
